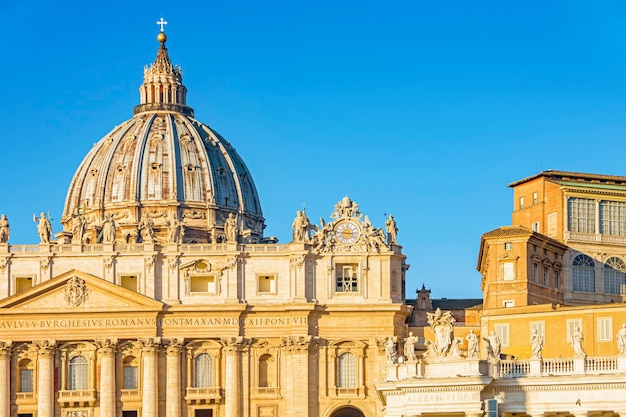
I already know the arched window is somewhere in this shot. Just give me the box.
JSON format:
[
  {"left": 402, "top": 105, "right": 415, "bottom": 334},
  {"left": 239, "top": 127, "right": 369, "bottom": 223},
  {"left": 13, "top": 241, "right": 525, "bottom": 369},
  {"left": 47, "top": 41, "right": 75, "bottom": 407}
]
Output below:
[
  {"left": 573, "top": 254, "right": 595, "bottom": 293},
  {"left": 604, "top": 256, "right": 626, "bottom": 295},
  {"left": 18, "top": 359, "right": 34, "bottom": 393},
  {"left": 69, "top": 355, "right": 88, "bottom": 390},
  {"left": 122, "top": 356, "right": 138, "bottom": 389},
  {"left": 337, "top": 352, "right": 357, "bottom": 388},
  {"left": 194, "top": 353, "right": 212, "bottom": 388},
  {"left": 258, "top": 354, "right": 276, "bottom": 387}
]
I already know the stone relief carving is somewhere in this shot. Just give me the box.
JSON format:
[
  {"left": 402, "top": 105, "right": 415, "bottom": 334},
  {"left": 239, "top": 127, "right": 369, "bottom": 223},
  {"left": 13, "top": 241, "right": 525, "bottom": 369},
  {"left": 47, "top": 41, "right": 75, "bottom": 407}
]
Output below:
[
  {"left": 65, "top": 276, "right": 89, "bottom": 307},
  {"left": 145, "top": 256, "right": 156, "bottom": 270},
  {"left": 426, "top": 308, "right": 456, "bottom": 358},
  {"left": 146, "top": 209, "right": 166, "bottom": 218},
  {"left": 0, "top": 257, "right": 8, "bottom": 271},
  {"left": 0, "top": 214, "right": 10, "bottom": 243},
  {"left": 40, "top": 257, "right": 51, "bottom": 271},
  {"left": 331, "top": 196, "right": 363, "bottom": 220},
  {"left": 0, "top": 341, "right": 12, "bottom": 359},
  {"left": 182, "top": 209, "right": 205, "bottom": 219},
  {"left": 138, "top": 217, "right": 155, "bottom": 243},
  {"left": 104, "top": 256, "right": 115, "bottom": 271},
  {"left": 66, "top": 411, "right": 88, "bottom": 417},
  {"left": 168, "top": 256, "right": 180, "bottom": 271},
  {"left": 33, "top": 212, "right": 53, "bottom": 244},
  {"left": 281, "top": 336, "right": 312, "bottom": 353}
]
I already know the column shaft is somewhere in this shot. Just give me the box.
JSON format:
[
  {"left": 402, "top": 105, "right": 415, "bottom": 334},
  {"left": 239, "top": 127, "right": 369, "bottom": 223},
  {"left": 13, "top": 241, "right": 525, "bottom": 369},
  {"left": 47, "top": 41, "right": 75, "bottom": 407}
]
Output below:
[
  {"left": 166, "top": 340, "right": 183, "bottom": 417},
  {"left": 0, "top": 342, "right": 11, "bottom": 417}
]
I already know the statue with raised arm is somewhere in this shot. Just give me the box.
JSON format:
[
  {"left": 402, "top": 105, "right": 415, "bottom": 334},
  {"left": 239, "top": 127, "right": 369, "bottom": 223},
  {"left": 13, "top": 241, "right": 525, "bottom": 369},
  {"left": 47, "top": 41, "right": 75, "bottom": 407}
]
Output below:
[
  {"left": 530, "top": 329, "right": 544, "bottom": 359},
  {"left": 224, "top": 213, "right": 238, "bottom": 243},
  {"left": 617, "top": 323, "right": 626, "bottom": 355},
  {"left": 0, "top": 214, "right": 9, "bottom": 243},
  {"left": 483, "top": 331, "right": 501, "bottom": 362},
  {"left": 404, "top": 332, "right": 418, "bottom": 362},
  {"left": 138, "top": 217, "right": 155, "bottom": 243},
  {"left": 570, "top": 327, "right": 586, "bottom": 358},
  {"left": 33, "top": 212, "right": 52, "bottom": 244},
  {"left": 385, "top": 214, "right": 398, "bottom": 244}
]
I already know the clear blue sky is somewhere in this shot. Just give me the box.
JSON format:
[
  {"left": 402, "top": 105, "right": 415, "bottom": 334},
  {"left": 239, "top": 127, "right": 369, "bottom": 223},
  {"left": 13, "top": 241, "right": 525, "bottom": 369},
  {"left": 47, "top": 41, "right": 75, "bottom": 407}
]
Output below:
[{"left": 2, "top": 1, "right": 626, "bottom": 299}]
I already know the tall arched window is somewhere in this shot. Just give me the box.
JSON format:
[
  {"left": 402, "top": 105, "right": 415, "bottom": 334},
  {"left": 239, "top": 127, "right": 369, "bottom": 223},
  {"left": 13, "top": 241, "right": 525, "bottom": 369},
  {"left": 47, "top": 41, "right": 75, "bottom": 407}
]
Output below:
[
  {"left": 337, "top": 352, "right": 357, "bottom": 388},
  {"left": 18, "top": 359, "right": 34, "bottom": 393},
  {"left": 258, "top": 354, "right": 276, "bottom": 387},
  {"left": 122, "top": 356, "right": 138, "bottom": 389},
  {"left": 573, "top": 254, "right": 595, "bottom": 293},
  {"left": 194, "top": 353, "right": 213, "bottom": 388},
  {"left": 604, "top": 256, "right": 626, "bottom": 295},
  {"left": 69, "top": 355, "right": 88, "bottom": 390}
]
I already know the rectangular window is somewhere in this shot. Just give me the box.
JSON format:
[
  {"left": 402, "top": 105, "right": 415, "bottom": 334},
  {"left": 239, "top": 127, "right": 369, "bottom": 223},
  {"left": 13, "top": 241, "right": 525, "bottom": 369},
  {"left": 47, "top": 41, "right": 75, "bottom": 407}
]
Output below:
[
  {"left": 600, "top": 200, "right": 626, "bottom": 236},
  {"left": 336, "top": 264, "right": 359, "bottom": 293},
  {"left": 123, "top": 366, "right": 138, "bottom": 389},
  {"left": 519, "top": 196, "right": 525, "bottom": 209},
  {"left": 502, "top": 261, "right": 515, "bottom": 281},
  {"left": 504, "top": 242, "right": 512, "bottom": 250},
  {"left": 568, "top": 197, "right": 596, "bottom": 233},
  {"left": 503, "top": 300, "right": 515, "bottom": 308},
  {"left": 494, "top": 323, "right": 510, "bottom": 347},
  {"left": 598, "top": 318, "right": 612, "bottom": 341},
  {"left": 121, "top": 275, "right": 138, "bottom": 292},
  {"left": 190, "top": 275, "right": 217, "bottom": 294},
  {"left": 532, "top": 263, "right": 538, "bottom": 283},
  {"left": 532, "top": 222, "right": 540, "bottom": 232},
  {"left": 533, "top": 192, "right": 538, "bottom": 204},
  {"left": 554, "top": 270, "right": 560, "bottom": 289},
  {"left": 19, "top": 369, "right": 34, "bottom": 393},
  {"left": 257, "top": 275, "right": 276, "bottom": 294},
  {"left": 543, "top": 267, "right": 548, "bottom": 286},
  {"left": 15, "top": 277, "right": 33, "bottom": 294},
  {"left": 566, "top": 319, "right": 583, "bottom": 344}
]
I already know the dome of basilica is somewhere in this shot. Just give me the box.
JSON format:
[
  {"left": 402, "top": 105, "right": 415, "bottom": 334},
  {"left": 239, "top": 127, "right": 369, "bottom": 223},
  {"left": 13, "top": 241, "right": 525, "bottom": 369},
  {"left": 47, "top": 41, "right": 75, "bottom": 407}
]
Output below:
[{"left": 61, "top": 31, "right": 264, "bottom": 244}]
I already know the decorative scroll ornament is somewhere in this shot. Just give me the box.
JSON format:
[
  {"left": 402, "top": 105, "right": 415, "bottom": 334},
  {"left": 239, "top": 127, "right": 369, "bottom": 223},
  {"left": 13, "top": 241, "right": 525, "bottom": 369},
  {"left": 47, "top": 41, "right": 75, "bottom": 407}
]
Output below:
[
  {"left": 65, "top": 276, "right": 88, "bottom": 307},
  {"left": 168, "top": 256, "right": 180, "bottom": 271},
  {"left": 0, "top": 341, "right": 12, "bottom": 359},
  {"left": 289, "top": 255, "right": 305, "bottom": 270},
  {"left": 0, "top": 257, "right": 8, "bottom": 271},
  {"left": 40, "top": 257, "right": 51, "bottom": 271}
]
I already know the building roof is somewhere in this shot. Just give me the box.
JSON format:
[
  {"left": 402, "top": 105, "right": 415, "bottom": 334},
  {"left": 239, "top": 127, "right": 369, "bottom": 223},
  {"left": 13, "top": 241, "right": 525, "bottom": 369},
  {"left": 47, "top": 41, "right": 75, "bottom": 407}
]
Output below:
[
  {"left": 406, "top": 298, "right": 483, "bottom": 310},
  {"left": 508, "top": 170, "right": 626, "bottom": 188},
  {"left": 480, "top": 225, "right": 533, "bottom": 238}
]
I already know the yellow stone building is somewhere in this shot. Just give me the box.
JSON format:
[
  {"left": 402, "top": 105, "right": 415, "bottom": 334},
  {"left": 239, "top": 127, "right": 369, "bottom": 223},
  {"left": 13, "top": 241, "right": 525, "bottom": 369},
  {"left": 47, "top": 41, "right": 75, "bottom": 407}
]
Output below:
[
  {"left": 382, "top": 171, "right": 626, "bottom": 417},
  {"left": 0, "top": 28, "right": 410, "bottom": 417}
]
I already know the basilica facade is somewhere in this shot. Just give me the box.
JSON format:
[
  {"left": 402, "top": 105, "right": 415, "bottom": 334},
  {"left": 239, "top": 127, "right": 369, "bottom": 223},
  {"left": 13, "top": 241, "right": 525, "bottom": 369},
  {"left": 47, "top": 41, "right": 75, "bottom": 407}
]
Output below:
[{"left": 0, "top": 28, "right": 409, "bottom": 417}]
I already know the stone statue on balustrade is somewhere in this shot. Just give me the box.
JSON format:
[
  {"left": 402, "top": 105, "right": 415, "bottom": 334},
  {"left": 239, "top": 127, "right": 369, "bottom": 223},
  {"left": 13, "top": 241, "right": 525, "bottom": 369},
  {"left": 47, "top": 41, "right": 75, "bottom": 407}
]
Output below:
[
  {"left": 291, "top": 210, "right": 313, "bottom": 243},
  {"left": 385, "top": 337, "right": 397, "bottom": 364},
  {"left": 100, "top": 214, "right": 116, "bottom": 244},
  {"left": 530, "top": 329, "right": 544, "bottom": 359},
  {"left": 138, "top": 217, "right": 155, "bottom": 243},
  {"left": 465, "top": 329, "right": 479, "bottom": 359},
  {"left": 426, "top": 308, "right": 456, "bottom": 358},
  {"left": 70, "top": 210, "right": 85, "bottom": 244},
  {"left": 404, "top": 332, "right": 418, "bottom": 362},
  {"left": 166, "top": 215, "right": 184, "bottom": 244},
  {"left": 0, "top": 214, "right": 9, "bottom": 243},
  {"left": 224, "top": 213, "right": 238, "bottom": 243},
  {"left": 570, "top": 327, "right": 586, "bottom": 358},
  {"left": 312, "top": 218, "right": 333, "bottom": 252},
  {"left": 483, "top": 331, "right": 501, "bottom": 362},
  {"left": 33, "top": 212, "right": 52, "bottom": 244},
  {"left": 618, "top": 324, "right": 626, "bottom": 355},
  {"left": 385, "top": 214, "right": 398, "bottom": 244}
]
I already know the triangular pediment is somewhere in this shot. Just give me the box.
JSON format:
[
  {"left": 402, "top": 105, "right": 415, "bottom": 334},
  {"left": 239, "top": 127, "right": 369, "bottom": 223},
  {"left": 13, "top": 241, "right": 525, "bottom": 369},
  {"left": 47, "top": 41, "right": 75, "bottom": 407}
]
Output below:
[{"left": 0, "top": 269, "right": 164, "bottom": 312}]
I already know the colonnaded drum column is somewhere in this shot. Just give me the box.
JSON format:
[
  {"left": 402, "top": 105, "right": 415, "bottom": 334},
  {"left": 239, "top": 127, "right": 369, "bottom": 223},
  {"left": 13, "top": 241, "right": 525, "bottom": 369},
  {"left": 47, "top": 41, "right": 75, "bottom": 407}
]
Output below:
[{"left": 36, "top": 340, "right": 56, "bottom": 417}]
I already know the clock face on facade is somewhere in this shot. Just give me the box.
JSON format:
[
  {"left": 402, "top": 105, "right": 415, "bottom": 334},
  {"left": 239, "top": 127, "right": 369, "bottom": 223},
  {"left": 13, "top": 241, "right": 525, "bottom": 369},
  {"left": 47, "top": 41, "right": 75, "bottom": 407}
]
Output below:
[{"left": 334, "top": 221, "right": 360, "bottom": 245}]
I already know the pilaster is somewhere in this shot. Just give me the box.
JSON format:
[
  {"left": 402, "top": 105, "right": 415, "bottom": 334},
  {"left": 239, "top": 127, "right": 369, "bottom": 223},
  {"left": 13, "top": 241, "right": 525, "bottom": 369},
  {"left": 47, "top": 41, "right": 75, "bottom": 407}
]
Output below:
[{"left": 282, "top": 336, "right": 313, "bottom": 417}]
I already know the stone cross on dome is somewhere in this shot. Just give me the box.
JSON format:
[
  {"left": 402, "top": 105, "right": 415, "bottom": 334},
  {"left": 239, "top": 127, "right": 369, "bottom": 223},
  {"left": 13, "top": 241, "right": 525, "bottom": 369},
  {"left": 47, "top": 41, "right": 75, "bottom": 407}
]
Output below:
[{"left": 156, "top": 17, "right": 168, "bottom": 32}]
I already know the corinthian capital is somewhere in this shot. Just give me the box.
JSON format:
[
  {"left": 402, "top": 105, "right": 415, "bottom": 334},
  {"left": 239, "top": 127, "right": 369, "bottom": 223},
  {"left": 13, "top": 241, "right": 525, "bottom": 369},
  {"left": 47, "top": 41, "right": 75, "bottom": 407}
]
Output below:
[
  {"left": 166, "top": 338, "right": 184, "bottom": 356},
  {"left": 0, "top": 341, "right": 12, "bottom": 359},
  {"left": 220, "top": 336, "right": 245, "bottom": 353},
  {"left": 35, "top": 339, "right": 57, "bottom": 358},
  {"left": 95, "top": 338, "right": 118, "bottom": 355},
  {"left": 138, "top": 337, "right": 161, "bottom": 354},
  {"left": 281, "top": 335, "right": 313, "bottom": 353}
]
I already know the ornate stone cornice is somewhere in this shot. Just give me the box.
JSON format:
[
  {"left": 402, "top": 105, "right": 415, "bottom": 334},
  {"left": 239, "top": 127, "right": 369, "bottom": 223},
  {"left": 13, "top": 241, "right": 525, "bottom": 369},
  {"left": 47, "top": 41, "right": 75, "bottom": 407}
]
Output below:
[
  {"left": 35, "top": 339, "right": 57, "bottom": 358},
  {"left": 139, "top": 337, "right": 161, "bottom": 354},
  {"left": 281, "top": 335, "right": 313, "bottom": 353},
  {"left": 0, "top": 341, "right": 12, "bottom": 359},
  {"left": 95, "top": 338, "right": 118, "bottom": 356},
  {"left": 166, "top": 338, "right": 184, "bottom": 356},
  {"left": 220, "top": 336, "right": 245, "bottom": 353}
]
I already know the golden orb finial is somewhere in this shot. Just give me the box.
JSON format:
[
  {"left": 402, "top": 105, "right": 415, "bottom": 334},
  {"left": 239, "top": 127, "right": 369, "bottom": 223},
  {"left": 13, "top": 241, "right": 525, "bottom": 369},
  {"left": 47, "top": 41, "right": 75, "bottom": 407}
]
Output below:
[{"left": 157, "top": 31, "right": 167, "bottom": 43}]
